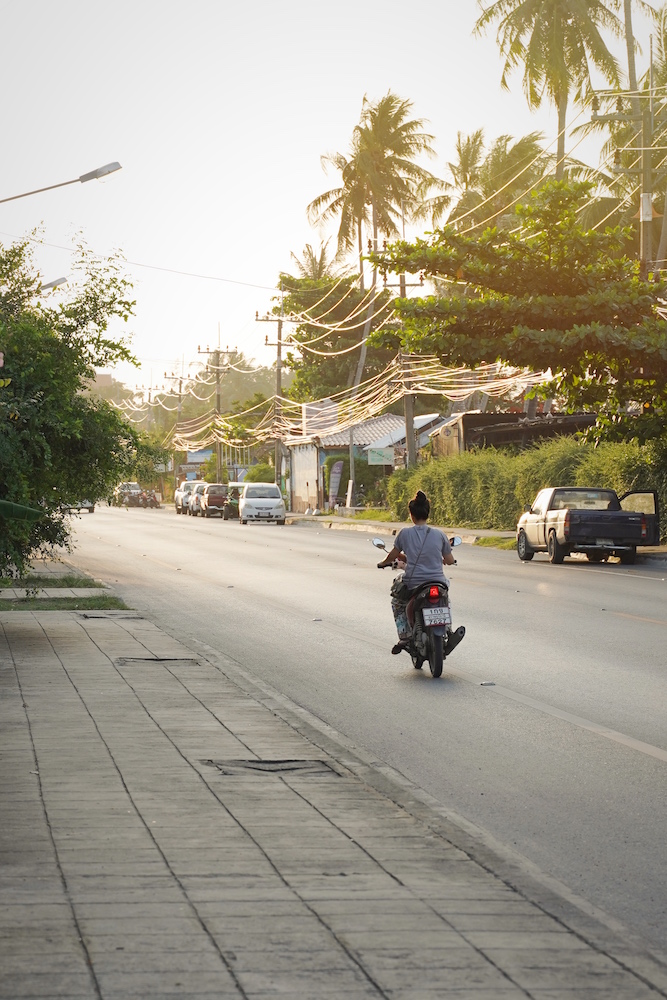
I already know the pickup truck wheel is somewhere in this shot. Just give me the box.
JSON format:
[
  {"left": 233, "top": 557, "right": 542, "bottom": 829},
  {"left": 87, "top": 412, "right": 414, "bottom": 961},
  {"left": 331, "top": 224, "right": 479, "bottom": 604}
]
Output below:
[
  {"left": 548, "top": 531, "right": 565, "bottom": 564},
  {"left": 619, "top": 547, "right": 636, "bottom": 565},
  {"left": 517, "top": 530, "right": 534, "bottom": 561}
]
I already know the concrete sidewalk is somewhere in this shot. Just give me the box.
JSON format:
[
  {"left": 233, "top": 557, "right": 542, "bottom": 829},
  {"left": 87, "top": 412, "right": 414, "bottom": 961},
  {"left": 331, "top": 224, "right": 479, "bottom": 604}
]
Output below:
[{"left": 2, "top": 610, "right": 667, "bottom": 999}]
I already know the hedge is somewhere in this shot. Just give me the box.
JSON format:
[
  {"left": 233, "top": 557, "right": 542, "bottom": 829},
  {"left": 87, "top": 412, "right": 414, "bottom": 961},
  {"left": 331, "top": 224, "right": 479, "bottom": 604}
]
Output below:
[{"left": 386, "top": 437, "right": 667, "bottom": 539}]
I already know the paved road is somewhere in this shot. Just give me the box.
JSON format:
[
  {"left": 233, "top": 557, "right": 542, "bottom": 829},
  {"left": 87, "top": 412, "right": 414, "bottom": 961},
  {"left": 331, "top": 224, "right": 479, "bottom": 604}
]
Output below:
[{"left": 71, "top": 505, "right": 667, "bottom": 956}]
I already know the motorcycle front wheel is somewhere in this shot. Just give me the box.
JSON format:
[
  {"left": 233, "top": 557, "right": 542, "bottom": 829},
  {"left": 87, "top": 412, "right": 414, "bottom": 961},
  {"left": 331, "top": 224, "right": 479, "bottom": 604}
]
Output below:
[{"left": 427, "top": 634, "right": 444, "bottom": 678}]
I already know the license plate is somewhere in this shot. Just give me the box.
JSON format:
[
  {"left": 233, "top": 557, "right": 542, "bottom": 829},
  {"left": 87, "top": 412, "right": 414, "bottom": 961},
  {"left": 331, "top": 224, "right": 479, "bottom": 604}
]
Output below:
[
  {"left": 422, "top": 606, "right": 451, "bottom": 626},
  {"left": 595, "top": 538, "right": 614, "bottom": 546}
]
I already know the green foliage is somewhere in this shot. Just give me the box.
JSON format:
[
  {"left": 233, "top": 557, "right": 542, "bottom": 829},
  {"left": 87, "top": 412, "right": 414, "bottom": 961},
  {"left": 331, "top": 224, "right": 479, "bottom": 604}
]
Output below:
[
  {"left": 386, "top": 437, "right": 667, "bottom": 539},
  {"left": 244, "top": 463, "right": 275, "bottom": 483},
  {"left": 129, "top": 437, "right": 171, "bottom": 488},
  {"left": 0, "top": 239, "right": 141, "bottom": 575},
  {"left": 323, "top": 452, "right": 391, "bottom": 504},
  {"left": 373, "top": 181, "right": 667, "bottom": 441}
]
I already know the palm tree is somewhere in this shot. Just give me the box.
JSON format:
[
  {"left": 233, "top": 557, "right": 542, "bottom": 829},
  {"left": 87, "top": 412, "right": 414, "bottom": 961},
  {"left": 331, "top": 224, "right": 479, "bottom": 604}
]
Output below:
[
  {"left": 353, "top": 92, "right": 437, "bottom": 247},
  {"left": 475, "top": 0, "right": 623, "bottom": 178},
  {"left": 307, "top": 92, "right": 437, "bottom": 284},
  {"left": 414, "top": 129, "right": 485, "bottom": 227},
  {"left": 289, "top": 241, "right": 341, "bottom": 281},
  {"left": 306, "top": 148, "right": 371, "bottom": 290},
  {"left": 455, "top": 131, "right": 551, "bottom": 228}
]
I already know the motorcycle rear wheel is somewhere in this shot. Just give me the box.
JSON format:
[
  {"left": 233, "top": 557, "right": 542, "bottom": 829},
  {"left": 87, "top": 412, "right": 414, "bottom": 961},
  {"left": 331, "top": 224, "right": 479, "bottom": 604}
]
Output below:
[{"left": 428, "top": 634, "right": 444, "bottom": 678}]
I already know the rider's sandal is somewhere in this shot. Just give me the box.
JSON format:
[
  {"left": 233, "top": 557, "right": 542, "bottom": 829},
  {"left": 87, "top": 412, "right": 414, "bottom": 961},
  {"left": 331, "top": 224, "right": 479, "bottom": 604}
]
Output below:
[
  {"left": 391, "top": 641, "right": 408, "bottom": 655},
  {"left": 445, "top": 626, "right": 466, "bottom": 655}
]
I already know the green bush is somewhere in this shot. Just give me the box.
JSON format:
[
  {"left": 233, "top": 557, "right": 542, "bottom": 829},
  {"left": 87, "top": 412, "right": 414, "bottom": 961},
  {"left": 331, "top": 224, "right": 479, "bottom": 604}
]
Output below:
[
  {"left": 244, "top": 463, "right": 275, "bottom": 483},
  {"left": 386, "top": 437, "right": 666, "bottom": 538},
  {"left": 323, "top": 453, "right": 392, "bottom": 504}
]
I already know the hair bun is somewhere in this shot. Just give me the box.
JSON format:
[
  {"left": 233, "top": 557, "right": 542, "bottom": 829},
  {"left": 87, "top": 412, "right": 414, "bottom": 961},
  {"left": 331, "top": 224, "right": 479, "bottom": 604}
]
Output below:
[{"left": 415, "top": 490, "right": 427, "bottom": 501}]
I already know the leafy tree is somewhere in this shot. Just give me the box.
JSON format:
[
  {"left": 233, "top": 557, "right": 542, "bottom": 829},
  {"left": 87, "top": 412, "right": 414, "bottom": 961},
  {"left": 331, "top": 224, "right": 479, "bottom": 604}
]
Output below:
[
  {"left": 244, "top": 462, "right": 274, "bottom": 482},
  {"left": 0, "top": 239, "right": 142, "bottom": 574},
  {"left": 474, "top": 0, "right": 623, "bottom": 178},
  {"left": 372, "top": 181, "right": 667, "bottom": 441}
]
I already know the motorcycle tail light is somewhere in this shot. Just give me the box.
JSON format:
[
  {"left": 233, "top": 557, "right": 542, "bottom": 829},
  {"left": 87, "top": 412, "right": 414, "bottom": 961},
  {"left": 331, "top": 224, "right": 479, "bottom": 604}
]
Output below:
[
  {"left": 641, "top": 514, "right": 647, "bottom": 539},
  {"left": 563, "top": 510, "right": 570, "bottom": 539},
  {"left": 429, "top": 585, "right": 440, "bottom": 601}
]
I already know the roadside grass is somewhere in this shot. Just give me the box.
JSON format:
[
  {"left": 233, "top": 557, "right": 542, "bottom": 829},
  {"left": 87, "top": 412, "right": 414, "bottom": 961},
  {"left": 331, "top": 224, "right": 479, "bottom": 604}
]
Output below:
[
  {"left": 352, "top": 509, "right": 399, "bottom": 522},
  {"left": 0, "top": 596, "right": 130, "bottom": 611},
  {"left": 474, "top": 536, "right": 517, "bottom": 551},
  {"left": 0, "top": 575, "right": 100, "bottom": 589}
]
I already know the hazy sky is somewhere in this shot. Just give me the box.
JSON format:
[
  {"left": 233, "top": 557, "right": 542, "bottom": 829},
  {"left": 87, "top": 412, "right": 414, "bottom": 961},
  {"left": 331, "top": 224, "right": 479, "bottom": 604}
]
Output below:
[{"left": 0, "top": 1, "right": 655, "bottom": 391}]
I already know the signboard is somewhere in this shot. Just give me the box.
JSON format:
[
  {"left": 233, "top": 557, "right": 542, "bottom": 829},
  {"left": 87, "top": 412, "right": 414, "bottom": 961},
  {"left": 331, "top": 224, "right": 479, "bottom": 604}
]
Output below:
[
  {"left": 187, "top": 449, "right": 212, "bottom": 463},
  {"left": 328, "top": 460, "right": 344, "bottom": 504},
  {"left": 367, "top": 447, "right": 394, "bottom": 466}
]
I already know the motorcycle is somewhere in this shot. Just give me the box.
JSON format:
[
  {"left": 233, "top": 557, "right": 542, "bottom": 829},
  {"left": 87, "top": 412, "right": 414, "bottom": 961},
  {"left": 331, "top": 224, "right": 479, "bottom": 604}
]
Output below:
[
  {"left": 373, "top": 535, "right": 465, "bottom": 678},
  {"left": 122, "top": 493, "right": 142, "bottom": 508},
  {"left": 140, "top": 490, "right": 160, "bottom": 509}
]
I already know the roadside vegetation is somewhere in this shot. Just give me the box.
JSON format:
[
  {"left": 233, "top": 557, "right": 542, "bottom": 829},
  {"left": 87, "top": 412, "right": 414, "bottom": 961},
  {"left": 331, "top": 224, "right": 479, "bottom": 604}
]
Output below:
[
  {"left": 0, "top": 596, "right": 129, "bottom": 611},
  {"left": 387, "top": 437, "right": 667, "bottom": 535},
  {"left": 0, "top": 574, "right": 101, "bottom": 589}
]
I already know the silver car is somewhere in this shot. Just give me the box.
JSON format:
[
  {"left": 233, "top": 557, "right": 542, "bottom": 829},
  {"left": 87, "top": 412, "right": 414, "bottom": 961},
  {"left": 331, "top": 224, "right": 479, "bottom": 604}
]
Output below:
[{"left": 174, "top": 480, "right": 205, "bottom": 515}]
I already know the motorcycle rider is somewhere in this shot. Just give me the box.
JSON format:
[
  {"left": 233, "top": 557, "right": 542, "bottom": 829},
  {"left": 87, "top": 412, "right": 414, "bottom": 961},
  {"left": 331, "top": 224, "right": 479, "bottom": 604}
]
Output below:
[{"left": 377, "top": 490, "right": 461, "bottom": 655}]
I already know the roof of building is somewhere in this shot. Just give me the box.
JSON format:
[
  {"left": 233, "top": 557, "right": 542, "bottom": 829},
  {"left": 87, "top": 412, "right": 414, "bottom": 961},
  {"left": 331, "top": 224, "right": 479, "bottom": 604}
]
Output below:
[
  {"left": 286, "top": 413, "right": 405, "bottom": 449},
  {"left": 363, "top": 413, "right": 443, "bottom": 451}
]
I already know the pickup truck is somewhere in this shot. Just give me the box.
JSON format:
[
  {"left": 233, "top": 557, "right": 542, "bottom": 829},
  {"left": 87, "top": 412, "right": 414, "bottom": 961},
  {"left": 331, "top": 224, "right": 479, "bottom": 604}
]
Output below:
[{"left": 516, "top": 487, "right": 660, "bottom": 564}]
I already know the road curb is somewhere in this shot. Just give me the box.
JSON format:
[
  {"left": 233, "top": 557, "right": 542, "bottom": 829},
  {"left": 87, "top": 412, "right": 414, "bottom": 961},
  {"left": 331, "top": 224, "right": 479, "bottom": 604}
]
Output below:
[
  {"left": 286, "top": 515, "right": 667, "bottom": 560},
  {"left": 285, "top": 515, "right": 484, "bottom": 544}
]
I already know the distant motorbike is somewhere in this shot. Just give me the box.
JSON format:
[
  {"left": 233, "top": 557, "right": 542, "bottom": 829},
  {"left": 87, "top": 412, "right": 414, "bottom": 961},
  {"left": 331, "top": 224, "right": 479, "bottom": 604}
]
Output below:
[
  {"left": 122, "top": 490, "right": 160, "bottom": 509},
  {"left": 140, "top": 490, "right": 160, "bottom": 508},
  {"left": 373, "top": 536, "right": 465, "bottom": 678}
]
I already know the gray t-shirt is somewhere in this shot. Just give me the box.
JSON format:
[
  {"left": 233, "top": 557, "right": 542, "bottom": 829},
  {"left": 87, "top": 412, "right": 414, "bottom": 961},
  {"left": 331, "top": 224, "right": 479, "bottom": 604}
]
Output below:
[{"left": 395, "top": 524, "right": 451, "bottom": 588}]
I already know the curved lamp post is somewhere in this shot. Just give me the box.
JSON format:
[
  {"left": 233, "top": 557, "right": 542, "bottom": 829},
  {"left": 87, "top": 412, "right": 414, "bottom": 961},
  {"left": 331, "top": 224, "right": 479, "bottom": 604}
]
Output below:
[{"left": 0, "top": 162, "right": 122, "bottom": 205}]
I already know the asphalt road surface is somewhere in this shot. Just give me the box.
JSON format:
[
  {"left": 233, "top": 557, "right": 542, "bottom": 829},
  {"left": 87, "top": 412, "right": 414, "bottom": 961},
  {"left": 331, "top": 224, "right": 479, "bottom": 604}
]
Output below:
[{"left": 71, "top": 505, "right": 667, "bottom": 956}]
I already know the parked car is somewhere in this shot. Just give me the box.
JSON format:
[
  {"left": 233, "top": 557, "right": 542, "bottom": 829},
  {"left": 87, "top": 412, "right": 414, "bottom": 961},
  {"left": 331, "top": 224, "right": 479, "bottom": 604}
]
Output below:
[
  {"left": 239, "top": 482, "right": 286, "bottom": 525},
  {"left": 517, "top": 486, "right": 660, "bottom": 564},
  {"left": 62, "top": 500, "right": 95, "bottom": 514},
  {"left": 174, "top": 480, "right": 205, "bottom": 515},
  {"left": 201, "top": 483, "right": 228, "bottom": 518},
  {"left": 187, "top": 482, "right": 208, "bottom": 516}
]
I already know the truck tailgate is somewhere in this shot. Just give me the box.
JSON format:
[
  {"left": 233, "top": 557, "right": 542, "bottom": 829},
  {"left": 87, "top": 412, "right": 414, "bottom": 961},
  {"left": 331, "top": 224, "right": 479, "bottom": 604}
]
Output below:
[{"left": 567, "top": 510, "right": 645, "bottom": 543}]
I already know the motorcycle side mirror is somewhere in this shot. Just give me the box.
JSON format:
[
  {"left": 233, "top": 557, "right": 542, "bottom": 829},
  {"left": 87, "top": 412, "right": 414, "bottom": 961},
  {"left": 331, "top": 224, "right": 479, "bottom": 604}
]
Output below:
[
  {"left": 450, "top": 536, "right": 463, "bottom": 547},
  {"left": 371, "top": 537, "right": 386, "bottom": 549}
]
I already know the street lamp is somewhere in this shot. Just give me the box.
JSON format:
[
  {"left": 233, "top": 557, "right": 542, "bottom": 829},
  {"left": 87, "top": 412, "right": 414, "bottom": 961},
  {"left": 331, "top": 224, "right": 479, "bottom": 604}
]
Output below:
[
  {"left": 40, "top": 277, "right": 68, "bottom": 292},
  {"left": 0, "top": 162, "right": 122, "bottom": 205}
]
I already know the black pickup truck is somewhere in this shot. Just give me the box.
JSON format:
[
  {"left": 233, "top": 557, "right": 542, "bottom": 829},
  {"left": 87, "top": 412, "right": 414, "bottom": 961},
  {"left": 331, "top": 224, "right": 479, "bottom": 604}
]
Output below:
[{"left": 516, "top": 487, "right": 660, "bottom": 564}]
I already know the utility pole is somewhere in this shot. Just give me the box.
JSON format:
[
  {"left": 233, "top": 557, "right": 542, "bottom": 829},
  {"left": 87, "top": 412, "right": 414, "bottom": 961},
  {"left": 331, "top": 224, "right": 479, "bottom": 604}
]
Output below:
[
  {"left": 198, "top": 336, "right": 231, "bottom": 482},
  {"left": 164, "top": 355, "right": 185, "bottom": 487},
  {"left": 256, "top": 281, "right": 285, "bottom": 487},
  {"left": 383, "top": 256, "right": 423, "bottom": 469},
  {"left": 641, "top": 107, "right": 653, "bottom": 280},
  {"left": 591, "top": 91, "right": 654, "bottom": 278}
]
